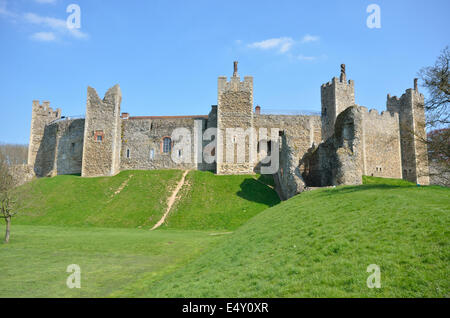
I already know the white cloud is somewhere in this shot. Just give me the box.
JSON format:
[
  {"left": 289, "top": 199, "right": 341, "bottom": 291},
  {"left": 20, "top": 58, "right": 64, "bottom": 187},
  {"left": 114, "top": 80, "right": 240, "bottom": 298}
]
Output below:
[
  {"left": 297, "top": 54, "right": 317, "bottom": 61},
  {"left": 301, "top": 34, "right": 320, "bottom": 43},
  {"left": 34, "top": 0, "right": 57, "bottom": 3},
  {"left": 0, "top": 0, "right": 16, "bottom": 17},
  {"left": 247, "top": 34, "right": 320, "bottom": 55},
  {"left": 248, "top": 37, "right": 294, "bottom": 54},
  {"left": 31, "top": 31, "right": 56, "bottom": 41},
  {"left": 24, "top": 12, "right": 88, "bottom": 39}
]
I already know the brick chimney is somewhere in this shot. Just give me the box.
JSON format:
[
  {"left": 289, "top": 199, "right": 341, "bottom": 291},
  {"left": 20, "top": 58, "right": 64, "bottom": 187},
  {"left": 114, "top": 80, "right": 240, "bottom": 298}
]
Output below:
[{"left": 255, "top": 105, "right": 261, "bottom": 115}]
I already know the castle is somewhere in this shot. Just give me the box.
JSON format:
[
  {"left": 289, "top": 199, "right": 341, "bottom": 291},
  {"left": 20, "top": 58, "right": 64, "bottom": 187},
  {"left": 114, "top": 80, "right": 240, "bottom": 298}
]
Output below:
[{"left": 27, "top": 63, "right": 429, "bottom": 199}]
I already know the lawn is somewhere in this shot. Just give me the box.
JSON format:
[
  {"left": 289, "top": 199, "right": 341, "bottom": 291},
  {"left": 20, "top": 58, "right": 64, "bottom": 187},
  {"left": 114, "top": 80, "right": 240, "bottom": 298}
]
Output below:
[{"left": 0, "top": 225, "right": 220, "bottom": 297}]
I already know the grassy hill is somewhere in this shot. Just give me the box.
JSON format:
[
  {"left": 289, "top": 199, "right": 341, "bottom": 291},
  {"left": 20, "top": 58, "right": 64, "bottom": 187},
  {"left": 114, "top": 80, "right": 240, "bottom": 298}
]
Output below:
[
  {"left": 114, "top": 177, "right": 449, "bottom": 297},
  {"left": 13, "top": 170, "right": 280, "bottom": 230},
  {"left": 1, "top": 174, "right": 448, "bottom": 297},
  {"left": 165, "top": 172, "right": 279, "bottom": 230}
]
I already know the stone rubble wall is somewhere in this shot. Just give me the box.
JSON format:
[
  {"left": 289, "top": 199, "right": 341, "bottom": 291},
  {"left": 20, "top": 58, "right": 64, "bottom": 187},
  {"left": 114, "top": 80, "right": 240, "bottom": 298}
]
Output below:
[
  {"left": 120, "top": 116, "right": 209, "bottom": 171},
  {"left": 34, "top": 118, "right": 84, "bottom": 177}
]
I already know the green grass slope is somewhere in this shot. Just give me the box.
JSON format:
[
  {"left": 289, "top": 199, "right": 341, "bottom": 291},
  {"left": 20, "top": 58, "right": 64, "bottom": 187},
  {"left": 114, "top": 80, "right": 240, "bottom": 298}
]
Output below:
[
  {"left": 165, "top": 171, "right": 280, "bottom": 230},
  {"left": 13, "top": 170, "right": 279, "bottom": 230},
  {"left": 118, "top": 178, "right": 449, "bottom": 297},
  {"left": 14, "top": 170, "right": 183, "bottom": 229}
]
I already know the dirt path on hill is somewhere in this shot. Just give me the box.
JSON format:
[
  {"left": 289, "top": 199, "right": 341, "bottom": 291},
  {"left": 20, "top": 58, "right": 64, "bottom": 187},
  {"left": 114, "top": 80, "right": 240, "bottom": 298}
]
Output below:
[
  {"left": 108, "top": 174, "right": 134, "bottom": 202},
  {"left": 150, "top": 170, "right": 190, "bottom": 230}
]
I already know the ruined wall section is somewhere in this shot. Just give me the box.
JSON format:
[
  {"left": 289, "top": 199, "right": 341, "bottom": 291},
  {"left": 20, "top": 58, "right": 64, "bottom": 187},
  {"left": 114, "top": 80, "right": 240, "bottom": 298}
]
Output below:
[
  {"left": 253, "top": 114, "right": 321, "bottom": 174},
  {"left": 216, "top": 74, "right": 254, "bottom": 174},
  {"left": 28, "top": 101, "right": 61, "bottom": 173},
  {"left": 81, "top": 85, "right": 122, "bottom": 177},
  {"left": 387, "top": 85, "right": 429, "bottom": 184},
  {"left": 33, "top": 118, "right": 84, "bottom": 177},
  {"left": 120, "top": 116, "right": 208, "bottom": 171},
  {"left": 303, "top": 106, "right": 366, "bottom": 186},
  {"left": 361, "top": 108, "right": 402, "bottom": 179}
]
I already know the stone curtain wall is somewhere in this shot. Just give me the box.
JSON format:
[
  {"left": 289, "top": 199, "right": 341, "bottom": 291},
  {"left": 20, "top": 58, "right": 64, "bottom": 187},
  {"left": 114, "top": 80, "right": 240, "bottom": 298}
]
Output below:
[
  {"left": 81, "top": 85, "right": 122, "bottom": 177},
  {"left": 361, "top": 108, "right": 402, "bottom": 179},
  {"left": 216, "top": 75, "right": 254, "bottom": 175},
  {"left": 28, "top": 101, "right": 61, "bottom": 171},
  {"left": 302, "top": 106, "right": 404, "bottom": 187},
  {"left": 33, "top": 118, "right": 85, "bottom": 177},
  {"left": 120, "top": 116, "right": 208, "bottom": 171}
]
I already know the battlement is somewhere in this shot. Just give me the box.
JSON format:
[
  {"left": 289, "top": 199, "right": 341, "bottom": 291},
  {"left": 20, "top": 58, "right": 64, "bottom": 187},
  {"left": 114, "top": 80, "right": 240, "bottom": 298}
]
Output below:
[
  {"left": 32, "top": 100, "right": 62, "bottom": 119},
  {"left": 321, "top": 77, "right": 355, "bottom": 89},
  {"left": 218, "top": 75, "right": 253, "bottom": 94},
  {"left": 357, "top": 105, "right": 399, "bottom": 124}
]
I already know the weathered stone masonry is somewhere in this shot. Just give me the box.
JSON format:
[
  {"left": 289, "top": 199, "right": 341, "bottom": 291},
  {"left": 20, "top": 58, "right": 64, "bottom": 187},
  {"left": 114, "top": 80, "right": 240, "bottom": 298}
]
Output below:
[{"left": 27, "top": 62, "right": 430, "bottom": 200}]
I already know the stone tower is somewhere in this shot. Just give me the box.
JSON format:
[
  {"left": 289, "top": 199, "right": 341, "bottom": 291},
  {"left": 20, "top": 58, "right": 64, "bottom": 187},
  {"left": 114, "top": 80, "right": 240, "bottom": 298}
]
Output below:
[
  {"left": 27, "top": 100, "right": 61, "bottom": 172},
  {"left": 321, "top": 64, "right": 355, "bottom": 140},
  {"left": 387, "top": 79, "right": 429, "bottom": 184},
  {"left": 216, "top": 61, "right": 254, "bottom": 174},
  {"left": 81, "top": 84, "right": 122, "bottom": 177}
]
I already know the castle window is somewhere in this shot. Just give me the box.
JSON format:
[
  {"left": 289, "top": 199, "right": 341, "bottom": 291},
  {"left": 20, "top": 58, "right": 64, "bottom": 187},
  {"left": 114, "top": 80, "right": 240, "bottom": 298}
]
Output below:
[
  {"left": 126, "top": 149, "right": 130, "bottom": 158},
  {"left": 150, "top": 148, "right": 155, "bottom": 160},
  {"left": 94, "top": 130, "right": 104, "bottom": 142},
  {"left": 162, "top": 137, "right": 172, "bottom": 153},
  {"left": 71, "top": 143, "right": 75, "bottom": 153},
  {"left": 178, "top": 149, "right": 182, "bottom": 158},
  {"left": 323, "top": 107, "right": 327, "bottom": 116}
]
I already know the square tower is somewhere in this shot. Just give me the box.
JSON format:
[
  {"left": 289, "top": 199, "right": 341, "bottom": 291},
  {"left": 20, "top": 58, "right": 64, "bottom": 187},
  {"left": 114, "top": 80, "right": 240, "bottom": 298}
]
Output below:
[
  {"left": 387, "top": 79, "right": 429, "bottom": 185},
  {"left": 321, "top": 64, "right": 355, "bottom": 140},
  {"left": 216, "top": 61, "right": 255, "bottom": 174}
]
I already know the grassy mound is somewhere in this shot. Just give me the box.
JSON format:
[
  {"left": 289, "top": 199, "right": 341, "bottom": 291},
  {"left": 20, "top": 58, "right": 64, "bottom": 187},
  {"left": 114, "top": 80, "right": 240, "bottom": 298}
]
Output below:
[
  {"left": 13, "top": 170, "right": 279, "bottom": 230},
  {"left": 165, "top": 171, "right": 280, "bottom": 230},
  {"left": 13, "top": 170, "right": 183, "bottom": 229},
  {"left": 117, "top": 177, "right": 449, "bottom": 297}
]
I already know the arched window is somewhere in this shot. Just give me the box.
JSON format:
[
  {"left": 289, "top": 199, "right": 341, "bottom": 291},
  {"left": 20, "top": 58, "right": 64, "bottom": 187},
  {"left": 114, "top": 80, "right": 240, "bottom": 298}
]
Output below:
[
  {"left": 150, "top": 148, "right": 155, "bottom": 160},
  {"left": 162, "top": 137, "right": 172, "bottom": 153}
]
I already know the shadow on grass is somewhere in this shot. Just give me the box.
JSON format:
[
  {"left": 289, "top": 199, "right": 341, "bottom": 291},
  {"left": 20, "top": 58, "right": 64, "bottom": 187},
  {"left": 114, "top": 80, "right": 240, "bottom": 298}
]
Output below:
[{"left": 236, "top": 178, "right": 281, "bottom": 206}]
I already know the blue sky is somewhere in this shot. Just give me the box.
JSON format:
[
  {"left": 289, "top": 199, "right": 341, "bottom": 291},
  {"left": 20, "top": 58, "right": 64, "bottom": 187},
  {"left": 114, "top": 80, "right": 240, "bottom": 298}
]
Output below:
[{"left": 0, "top": 0, "right": 449, "bottom": 144}]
